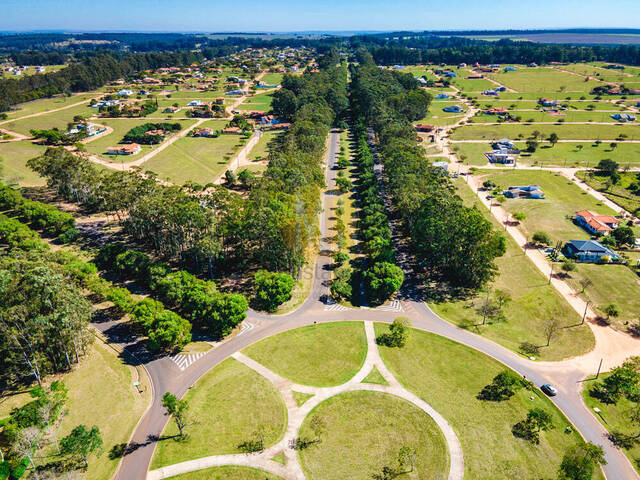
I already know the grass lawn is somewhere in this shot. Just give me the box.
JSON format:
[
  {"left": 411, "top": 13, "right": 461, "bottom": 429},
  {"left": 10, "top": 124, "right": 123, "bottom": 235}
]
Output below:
[
  {"left": 141, "top": 122, "right": 242, "bottom": 184},
  {"left": 85, "top": 118, "right": 196, "bottom": 161},
  {"left": 478, "top": 169, "right": 617, "bottom": 243},
  {"left": 151, "top": 358, "right": 287, "bottom": 469},
  {"left": 0, "top": 140, "right": 47, "bottom": 185},
  {"left": 582, "top": 374, "right": 640, "bottom": 474},
  {"left": 249, "top": 130, "right": 281, "bottom": 161},
  {"left": 45, "top": 339, "right": 152, "bottom": 480},
  {"left": 452, "top": 77, "right": 497, "bottom": 92},
  {"left": 159, "top": 466, "right": 284, "bottom": 479},
  {"left": 376, "top": 325, "right": 603, "bottom": 480},
  {"left": 576, "top": 170, "right": 640, "bottom": 214},
  {"left": 2, "top": 93, "right": 98, "bottom": 121},
  {"left": 451, "top": 123, "right": 639, "bottom": 141},
  {"left": 237, "top": 92, "right": 274, "bottom": 111},
  {"left": 429, "top": 178, "right": 594, "bottom": 361},
  {"left": 260, "top": 73, "right": 283, "bottom": 85},
  {"left": 243, "top": 322, "right": 367, "bottom": 387},
  {"left": 487, "top": 68, "right": 602, "bottom": 93},
  {"left": 2, "top": 103, "right": 95, "bottom": 135},
  {"left": 362, "top": 366, "right": 388, "bottom": 385},
  {"left": 299, "top": 391, "right": 448, "bottom": 480}
]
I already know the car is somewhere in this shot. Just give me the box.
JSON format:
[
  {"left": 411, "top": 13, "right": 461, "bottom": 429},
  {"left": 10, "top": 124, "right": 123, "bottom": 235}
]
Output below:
[
  {"left": 541, "top": 384, "right": 557, "bottom": 396},
  {"left": 486, "top": 195, "right": 493, "bottom": 199}
]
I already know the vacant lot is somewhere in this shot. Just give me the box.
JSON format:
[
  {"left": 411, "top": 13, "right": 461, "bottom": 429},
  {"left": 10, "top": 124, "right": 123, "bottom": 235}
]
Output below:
[
  {"left": 1, "top": 93, "right": 99, "bottom": 120},
  {"left": 164, "top": 466, "right": 284, "bottom": 479},
  {"left": 249, "top": 130, "right": 281, "bottom": 161},
  {"left": 0, "top": 140, "right": 47, "bottom": 185},
  {"left": 3, "top": 103, "right": 95, "bottom": 135},
  {"left": 377, "top": 325, "right": 600, "bottom": 479},
  {"left": 243, "top": 322, "right": 367, "bottom": 387},
  {"left": 261, "top": 73, "right": 283, "bottom": 84},
  {"left": 151, "top": 358, "right": 287, "bottom": 469},
  {"left": 451, "top": 123, "right": 639, "bottom": 141},
  {"left": 488, "top": 68, "right": 602, "bottom": 93},
  {"left": 237, "top": 92, "right": 274, "bottom": 111}
]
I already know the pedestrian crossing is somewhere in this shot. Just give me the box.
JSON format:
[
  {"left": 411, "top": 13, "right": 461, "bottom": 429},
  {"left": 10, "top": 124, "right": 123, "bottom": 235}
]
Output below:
[
  {"left": 373, "top": 300, "right": 404, "bottom": 313},
  {"left": 324, "top": 299, "right": 350, "bottom": 311},
  {"left": 169, "top": 352, "right": 207, "bottom": 371},
  {"left": 323, "top": 299, "right": 404, "bottom": 313}
]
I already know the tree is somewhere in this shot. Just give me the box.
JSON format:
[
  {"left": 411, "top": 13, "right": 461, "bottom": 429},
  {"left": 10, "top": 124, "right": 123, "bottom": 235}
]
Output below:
[
  {"left": 398, "top": 446, "right": 417, "bottom": 473},
  {"left": 364, "top": 262, "right": 404, "bottom": 304},
  {"left": 596, "top": 158, "right": 619, "bottom": 177},
  {"left": 561, "top": 259, "right": 577, "bottom": 274},
  {"left": 543, "top": 318, "right": 561, "bottom": 347},
  {"left": 335, "top": 176, "right": 351, "bottom": 193},
  {"left": 548, "top": 132, "right": 559, "bottom": 147},
  {"left": 525, "top": 139, "right": 538, "bottom": 152},
  {"left": 224, "top": 170, "right": 237, "bottom": 185},
  {"left": 512, "top": 408, "right": 554, "bottom": 444},
  {"left": 579, "top": 278, "right": 593, "bottom": 293},
  {"left": 11, "top": 426, "right": 42, "bottom": 468},
  {"left": 603, "top": 303, "right": 620, "bottom": 321},
  {"left": 612, "top": 226, "right": 635, "bottom": 247},
  {"left": 559, "top": 443, "right": 606, "bottom": 480},
  {"left": 253, "top": 270, "right": 296, "bottom": 313},
  {"left": 532, "top": 231, "right": 551, "bottom": 246},
  {"left": 478, "top": 369, "right": 525, "bottom": 401},
  {"left": 237, "top": 168, "right": 256, "bottom": 188},
  {"left": 60, "top": 425, "right": 103, "bottom": 467},
  {"left": 377, "top": 317, "right": 411, "bottom": 347},
  {"left": 162, "top": 392, "right": 192, "bottom": 437}
]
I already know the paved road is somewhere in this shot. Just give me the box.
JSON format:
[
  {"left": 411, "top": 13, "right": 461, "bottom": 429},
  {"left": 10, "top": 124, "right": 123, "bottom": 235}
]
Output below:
[{"left": 99, "top": 129, "right": 640, "bottom": 480}]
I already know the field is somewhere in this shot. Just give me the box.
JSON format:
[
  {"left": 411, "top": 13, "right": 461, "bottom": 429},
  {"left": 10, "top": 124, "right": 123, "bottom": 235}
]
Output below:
[
  {"left": 163, "top": 466, "right": 284, "bottom": 479},
  {"left": 451, "top": 123, "right": 639, "bottom": 141},
  {"left": 151, "top": 357, "right": 287, "bottom": 469},
  {"left": 2, "top": 103, "right": 95, "bottom": 135},
  {"left": 376, "top": 325, "right": 602, "bottom": 480},
  {"left": 0, "top": 141, "right": 47, "bottom": 185},
  {"left": 249, "top": 130, "right": 281, "bottom": 161},
  {"left": 576, "top": 170, "right": 640, "bottom": 213},
  {"left": 140, "top": 121, "right": 242, "bottom": 184},
  {"left": 487, "top": 68, "right": 603, "bottom": 93},
  {"left": 260, "top": 73, "right": 283, "bottom": 84},
  {"left": 1, "top": 93, "right": 98, "bottom": 120},
  {"left": 430, "top": 178, "right": 594, "bottom": 360},
  {"left": 237, "top": 92, "right": 274, "bottom": 111},
  {"left": 416, "top": 100, "right": 465, "bottom": 127},
  {"left": 243, "top": 322, "right": 367, "bottom": 387}
]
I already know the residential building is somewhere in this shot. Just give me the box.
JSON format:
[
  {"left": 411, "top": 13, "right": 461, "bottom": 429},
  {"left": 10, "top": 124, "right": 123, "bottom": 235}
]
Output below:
[
  {"left": 163, "top": 106, "right": 179, "bottom": 113},
  {"left": 443, "top": 105, "right": 463, "bottom": 113},
  {"left": 414, "top": 124, "right": 435, "bottom": 132},
  {"left": 503, "top": 185, "right": 545, "bottom": 199},
  {"left": 487, "top": 149, "right": 515, "bottom": 164},
  {"left": 432, "top": 161, "right": 449, "bottom": 171},
  {"left": 107, "top": 144, "right": 141, "bottom": 155},
  {"left": 611, "top": 113, "right": 636, "bottom": 122},
  {"left": 486, "top": 107, "right": 508, "bottom": 115},
  {"left": 538, "top": 98, "right": 557, "bottom": 107},
  {"left": 187, "top": 100, "right": 203, "bottom": 107},
  {"left": 493, "top": 139, "right": 518, "bottom": 151},
  {"left": 504, "top": 66, "right": 517, "bottom": 72},
  {"left": 193, "top": 128, "right": 216, "bottom": 137},
  {"left": 564, "top": 240, "right": 618, "bottom": 263},
  {"left": 575, "top": 210, "right": 621, "bottom": 236},
  {"left": 117, "top": 89, "right": 134, "bottom": 97},
  {"left": 435, "top": 93, "right": 450, "bottom": 99}
]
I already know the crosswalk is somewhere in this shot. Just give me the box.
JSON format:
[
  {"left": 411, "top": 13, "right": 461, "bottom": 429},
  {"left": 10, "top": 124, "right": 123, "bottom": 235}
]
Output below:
[
  {"left": 323, "top": 299, "right": 404, "bottom": 313},
  {"left": 373, "top": 300, "right": 404, "bottom": 313},
  {"left": 169, "top": 352, "right": 207, "bottom": 371},
  {"left": 323, "top": 299, "right": 350, "bottom": 311}
]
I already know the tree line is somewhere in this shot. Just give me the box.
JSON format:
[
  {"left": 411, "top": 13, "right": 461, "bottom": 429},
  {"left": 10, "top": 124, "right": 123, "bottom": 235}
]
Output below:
[{"left": 350, "top": 49, "right": 506, "bottom": 290}]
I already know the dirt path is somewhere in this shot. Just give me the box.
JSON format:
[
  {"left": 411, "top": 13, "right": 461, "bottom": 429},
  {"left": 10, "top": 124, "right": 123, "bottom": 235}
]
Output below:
[{"left": 0, "top": 95, "right": 100, "bottom": 126}]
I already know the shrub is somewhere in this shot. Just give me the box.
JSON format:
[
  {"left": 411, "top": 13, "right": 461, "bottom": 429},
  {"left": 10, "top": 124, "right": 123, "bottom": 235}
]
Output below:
[
  {"left": 532, "top": 231, "right": 551, "bottom": 246},
  {"left": 377, "top": 317, "right": 410, "bottom": 347},
  {"left": 478, "top": 369, "right": 525, "bottom": 401},
  {"left": 519, "top": 342, "right": 540, "bottom": 356}
]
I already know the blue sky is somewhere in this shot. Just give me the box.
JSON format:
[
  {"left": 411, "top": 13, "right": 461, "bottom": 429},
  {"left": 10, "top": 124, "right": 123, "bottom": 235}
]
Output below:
[{"left": 2, "top": 0, "right": 640, "bottom": 32}]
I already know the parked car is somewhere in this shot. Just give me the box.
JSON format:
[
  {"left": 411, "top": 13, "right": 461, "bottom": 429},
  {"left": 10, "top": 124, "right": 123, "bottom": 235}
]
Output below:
[{"left": 541, "top": 384, "right": 557, "bottom": 396}]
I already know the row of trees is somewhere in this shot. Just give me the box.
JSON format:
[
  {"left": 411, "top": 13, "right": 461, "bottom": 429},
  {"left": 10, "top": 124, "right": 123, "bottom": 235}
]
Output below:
[{"left": 350, "top": 49, "right": 506, "bottom": 290}]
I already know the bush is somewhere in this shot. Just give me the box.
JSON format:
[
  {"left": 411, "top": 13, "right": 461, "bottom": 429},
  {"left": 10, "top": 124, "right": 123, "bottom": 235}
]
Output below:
[
  {"left": 377, "top": 317, "right": 410, "bottom": 347},
  {"left": 519, "top": 342, "right": 540, "bottom": 357},
  {"left": 146, "top": 310, "right": 192, "bottom": 352},
  {"left": 478, "top": 370, "right": 525, "bottom": 401},
  {"left": 57, "top": 227, "right": 80, "bottom": 243},
  {"left": 532, "top": 231, "right": 551, "bottom": 246},
  {"left": 253, "top": 270, "right": 296, "bottom": 312},
  {"left": 0, "top": 461, "right": 8, "bottom": 480},
  {"left": 333, "top": 251, "right": 349, "bottom": 265}
]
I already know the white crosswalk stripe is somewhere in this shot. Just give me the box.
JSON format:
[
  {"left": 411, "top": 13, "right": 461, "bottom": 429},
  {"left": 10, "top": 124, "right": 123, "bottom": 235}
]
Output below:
[
  {"left": 372, "top": 300, "right": 404, "bottom": 313},
  {"left": 324, "top": 299, "right": 350, "bottom": 311},
  {"left": 169, "top": 352, "right": 207, "bottom": 371}
]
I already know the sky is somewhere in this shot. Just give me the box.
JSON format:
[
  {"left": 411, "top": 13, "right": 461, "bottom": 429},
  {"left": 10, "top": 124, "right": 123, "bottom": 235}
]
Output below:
[{"left": 2, "top": 0, "right": 640, "bottom": 32}]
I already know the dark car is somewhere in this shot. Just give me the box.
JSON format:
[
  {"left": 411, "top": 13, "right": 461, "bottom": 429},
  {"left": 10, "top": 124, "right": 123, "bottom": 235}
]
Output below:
[{"left": 541, "top": 384, "right": 558, "bottom": 396}]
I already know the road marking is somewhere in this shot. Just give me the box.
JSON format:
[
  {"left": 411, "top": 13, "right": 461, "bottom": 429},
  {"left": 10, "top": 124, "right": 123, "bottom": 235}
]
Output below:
[
  {"left": 324, "top": 299, "right": 350, "bottom": 311},
  {"left": 169, "top": 352, "right": 207, "bottom": 371},
  {"left": 371, "top": 300, "right": 404, "bottom": 313}
]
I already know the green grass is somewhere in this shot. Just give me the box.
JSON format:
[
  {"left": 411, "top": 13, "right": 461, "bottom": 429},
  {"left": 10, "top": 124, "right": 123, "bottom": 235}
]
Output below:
[
  {"left": 582, "top": 374, "right": 640, "bottom": 474},
  {"left": 2, "top": 93, "right": 98, "bottom": 120},
  {"left": 487, "top": 68, "right": 602, "bottom": 93},
  {"left": 478, "top": 169, "right": 617, "bottom": 243},
  {"left": 470, "top": 110, "right": 631, "bottom": 123},
  {"left": 576, "top": 170, "right": 640, "bottom": 213},
  {"left": 451, "top": 123, "right": 639, "bottom": 141},
  {"left": 376, "top": 325, "right": 603, "bottom": 480},
  {"left": 141, "top": 121, "right": 242, "bottom": 184},
  {"left": 243, "top": 322, "right": 367, "bottom": 387},
  {"left": 260, "top": 73, "right": 283, "bottom": 85},
  {"left": 158, "top": 466, "right": 284, "bottom": 479},
  {"left": 362, "top": 366, "right": 388, "bottom": 385},
  {"left": 237, "top": 92, "right": 274, "bottom": 111},
  {"left": 3, "top": 103, "right": 95, "bottom": 135},
  {"left": 151, "top": 358, "right": 287, "bottom": 469},
  {"left": 292, "top": 390, "right": 315, "bottom": 407},
  {"left": 0, "top": 141, "right": 47, "bottom": 185},
  {"left": 249, "top": 130, "right": 281, "bottom": 161},
  {"left": 298, "top": 391, "right": 449, "bottom": 480},
  {"left": 428, "top": 178, "right": 595, "bottom": 361},
  {"left": 271, "top": 452, "right": 286, "bottom": 465}
]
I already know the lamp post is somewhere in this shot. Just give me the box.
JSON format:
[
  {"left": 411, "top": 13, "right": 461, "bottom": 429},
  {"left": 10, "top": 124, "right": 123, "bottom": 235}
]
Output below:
[{"left": 582, "top": 300, "right": 591, "bottom": 325}]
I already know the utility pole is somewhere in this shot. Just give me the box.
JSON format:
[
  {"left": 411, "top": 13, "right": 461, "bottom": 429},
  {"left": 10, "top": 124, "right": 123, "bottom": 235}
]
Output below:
[
  {"left": 595, "top": 358, "right": 603, "bottom": 379},
  {"left": 548, "top": 262, "right": 554, "bottom": 285},
  {"left": 582, "top": 300, "right": 591, "bottom": 325}
]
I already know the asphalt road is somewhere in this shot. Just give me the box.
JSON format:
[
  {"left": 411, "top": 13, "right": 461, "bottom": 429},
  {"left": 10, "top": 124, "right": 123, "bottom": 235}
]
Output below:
[{"left": 96, "top": 130, "right": 637, "bottom": 480}]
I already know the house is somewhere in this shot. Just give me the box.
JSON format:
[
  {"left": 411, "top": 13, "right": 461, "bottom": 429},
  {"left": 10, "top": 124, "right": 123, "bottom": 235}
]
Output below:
[
  {"left": 138, "top": 90, "right": 150, "bottom": 95},
  {"left": 393, "top": 65, "right": 405, "bottom": 70},
  {"left": 486, "top": 107, "right": 508, "bottom": 115},
  {"left": 117, "top": 89, "right": 134, "bottom": 97},
  {"left": 107, "top": 143, "right": 141, "bottom": 155},
  {"left": 504, "top": 185, "right": 545, "bottom": 199},
  {"left": 222, "top": 126, "right": 242, "bottom": 134},
  {"left": 444, "top": 71, "right": 457, "bottom": 78},
  {"left": 443, "top": 105, "right": 463, "bottom": 113},
  {"left": 416, "top": 77, "right": 427, "bottom": 85},
  {"left": 493, "top": 138, "right": 517, "bottom": 151},
  {"left": 436, "top": 93, "right": 450, "bottom": 99},
  {"left": 459, "top": 63, "right": 467, "bottom": 67},
  {"left": 35, "top": 66, "right": 46, "bottom": 73},
  {"left": 611, "top": 113, "right": 636, "bottom": 122},
  {"left": 487, "top": 150, "right": 515, "bottom": 164},
  {"left": 482, "top": 90, "right": 499, "bottom": 96},
  {"left": 193, "top": 128, "right": 216, "bottom": 137},
  {"left": 163, "top": 106, "right": 179, "bottom": 113},
  {"left": 607, "top": 88, "right": 622, "bottom": 95},
  {"left": 529, "top": 62, "right": 538, "bottom": 67},
  {"left": 215, "top": 97, "right": 225, "bottom": 105},
  {"left": 575, "top": 210, "right": 621, "bottom": 236},
  {"left": 415, "top": 124, "right": 435, "bottom": 133},
  {"left": 564, "top": 240, "right": 618, "bottom": 263},
  {"left": 225, "top": 90, "right": 245, "bottom": 95},
  {"left": 538, "top": 98, "right": 557, "bottom": 107},
  {"left": 187, "top": 100, "right": 203, "bottom": 107},
  {"left": 504, "top": 66, "right": 517, "bottom": 72},
  {"left": 432, "top": 161, "right": 449, "bottom": 171}
]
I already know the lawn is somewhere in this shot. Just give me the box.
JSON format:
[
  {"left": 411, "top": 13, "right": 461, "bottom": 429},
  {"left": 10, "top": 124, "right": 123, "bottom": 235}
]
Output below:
[
  {"left": 2, "top": 103, "right": 95, "bottom": 135},
  {"left": 249, "top": 130, "right": 281, "bottom": 161},
  {"left": 450, "top": 123, "right": 639, "bottom": 141},
  {"left": 161, "top": 466, "right": 284, "bottom": 479},
  {"left": 416, "top": 101, "right": 466, "bottom": 127},
  {"left": 470, "top": 110, "right": 628, "bottom": 123},
  {"left": 1, "top": 93, "right": 99, "bottom": 120},
  {"left": 478, "top": 169, "right": 617, "bottom": 243},
  {"left": 242, "top": 322, "right": 367, "bottom": 387},
  {"left": 376, "top": 325, "right": 603, "bottom": 480},
  {"left": 260, "top": 73, "right": 283, "bottom": 85},
  {"left": 85, "top": 118, "right": 196, "bottom": 161},
  {"left": 451, "top": 77, "right": 497, "bottom": 92},
  {"left": 151, "top": 357, "right": 287, "bottom": 469},
  {"left": 141, "top": 121, "right": 242, "bottom": 184},
  {"left": 582, "top": 374, "right": 640, "bottom": 474},
  {"left": 429, "top": 178, "right": 594, "bottom": 361},
  {"left": 237, "top": 92, "right": 274, "bottom": 111},
  {"left": 487, "top": 68, "right": 602, "bottom": 93},
  {"left": 576, "top": 170, "right": 640, "bottom": 214},
  {"left": 0, "top": 140, "right": 47, "bottom": 185},
  {"left": 298, "top": 391, "right": 448, "bottom": 480}
]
